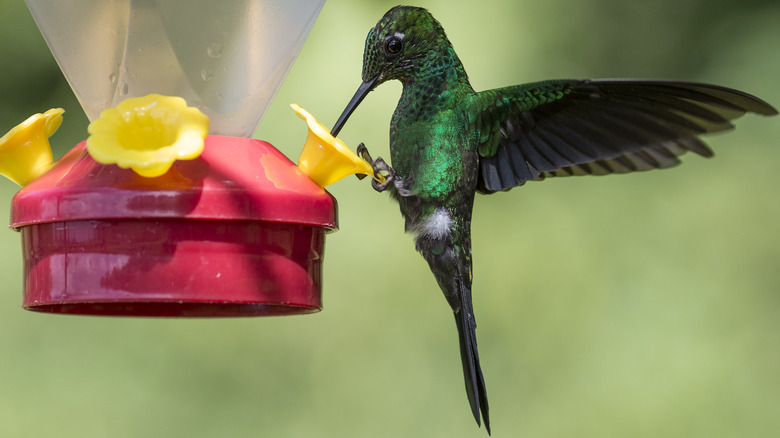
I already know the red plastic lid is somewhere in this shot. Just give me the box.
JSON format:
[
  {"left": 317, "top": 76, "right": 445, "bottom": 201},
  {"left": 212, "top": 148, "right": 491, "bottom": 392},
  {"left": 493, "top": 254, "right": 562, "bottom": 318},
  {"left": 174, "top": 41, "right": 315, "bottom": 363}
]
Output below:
[{"left": 10, "top": 136, "right": 338, "bottom": 229}]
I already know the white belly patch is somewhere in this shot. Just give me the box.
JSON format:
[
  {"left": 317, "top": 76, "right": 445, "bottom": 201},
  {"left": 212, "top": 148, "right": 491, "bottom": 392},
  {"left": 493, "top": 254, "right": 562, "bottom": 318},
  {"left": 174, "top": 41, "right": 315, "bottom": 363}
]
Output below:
[{"left": 414, "top": 208, "right": 453, "bottom": 239}]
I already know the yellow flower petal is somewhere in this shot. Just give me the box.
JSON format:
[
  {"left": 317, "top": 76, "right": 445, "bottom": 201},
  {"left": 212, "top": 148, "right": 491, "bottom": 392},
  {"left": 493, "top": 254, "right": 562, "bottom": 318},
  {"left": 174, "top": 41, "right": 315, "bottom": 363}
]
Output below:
[
  {"left": 87, "top": 94, "right": 209, "bottom": 177},
  {"left": 293, "top": 104, "right": 384, "bottom": 188},
  {"left": 0, "top": 108, "right": 62, "bottom": 186}
]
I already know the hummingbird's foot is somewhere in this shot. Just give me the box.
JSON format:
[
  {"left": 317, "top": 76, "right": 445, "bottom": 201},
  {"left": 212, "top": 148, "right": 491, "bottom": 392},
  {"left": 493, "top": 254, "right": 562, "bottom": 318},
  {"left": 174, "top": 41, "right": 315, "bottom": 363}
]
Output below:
[
  {"left": 373, "top": 157, "right": 414, "bottom": 197},
  {"left": 356, "top": 143, "right": 401, "bottom": 193},
  {"left": 370, "top": 156, "right": 397, "bottom": 192}
]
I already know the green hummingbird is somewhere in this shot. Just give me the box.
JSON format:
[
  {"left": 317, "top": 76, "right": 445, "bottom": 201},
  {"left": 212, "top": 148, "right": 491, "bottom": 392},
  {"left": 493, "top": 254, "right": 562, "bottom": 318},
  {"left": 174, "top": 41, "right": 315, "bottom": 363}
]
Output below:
[{"left": 330, "top": 6, "right": 777, "bottom": 433}]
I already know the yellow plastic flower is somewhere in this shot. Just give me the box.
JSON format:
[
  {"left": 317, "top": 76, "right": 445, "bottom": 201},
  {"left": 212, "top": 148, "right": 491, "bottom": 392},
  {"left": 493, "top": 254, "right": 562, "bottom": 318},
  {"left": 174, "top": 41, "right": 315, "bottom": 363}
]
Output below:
[
  {"left": 293, "top": 104, "right": 384, "bottom": 187},
  {"left": 0, "top": 108, "right": 63, "bottom": 186},
  {"left": 87, "top": 94, "right": 209, "bottom": 178}
]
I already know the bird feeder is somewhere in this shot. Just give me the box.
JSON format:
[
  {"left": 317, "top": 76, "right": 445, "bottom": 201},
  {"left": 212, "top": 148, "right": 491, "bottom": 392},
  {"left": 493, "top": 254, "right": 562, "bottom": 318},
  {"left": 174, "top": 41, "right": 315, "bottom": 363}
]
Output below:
[{"left": 0, "top": 0, "right": 379, "bottom": 316}]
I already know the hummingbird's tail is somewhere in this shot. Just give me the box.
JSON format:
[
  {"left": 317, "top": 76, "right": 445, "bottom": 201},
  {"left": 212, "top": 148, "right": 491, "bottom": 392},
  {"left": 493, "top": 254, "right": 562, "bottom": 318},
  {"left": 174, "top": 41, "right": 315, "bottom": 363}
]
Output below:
[
  {"left": 414, "top": 211, "right": 490, "bottom": 432},
  {"left": 454, "top": 285, "right": 491, "bottom": 434}
]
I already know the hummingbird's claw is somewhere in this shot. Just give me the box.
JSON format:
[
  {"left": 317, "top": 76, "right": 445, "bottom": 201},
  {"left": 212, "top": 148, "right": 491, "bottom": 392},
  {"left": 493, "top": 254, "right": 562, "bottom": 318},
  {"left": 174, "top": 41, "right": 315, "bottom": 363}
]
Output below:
[
  {"left": 354, "top": 143, "right": 372, "bottom": 181},
  {"left": 356, "top": 143, "right": 394, "bottom": 192},
  {"left": 356, "top": 142, "right": 373, "bottom": 163},
  {"left": 370, "top": 156, "right": 395, "bottom": 192}
]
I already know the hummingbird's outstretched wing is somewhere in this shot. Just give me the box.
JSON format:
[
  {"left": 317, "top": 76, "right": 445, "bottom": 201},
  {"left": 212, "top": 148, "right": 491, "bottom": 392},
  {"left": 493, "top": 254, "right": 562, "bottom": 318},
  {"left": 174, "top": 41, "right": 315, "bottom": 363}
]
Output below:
[{"left": 468, "top": 79, "right": 777, "bottom": 193}]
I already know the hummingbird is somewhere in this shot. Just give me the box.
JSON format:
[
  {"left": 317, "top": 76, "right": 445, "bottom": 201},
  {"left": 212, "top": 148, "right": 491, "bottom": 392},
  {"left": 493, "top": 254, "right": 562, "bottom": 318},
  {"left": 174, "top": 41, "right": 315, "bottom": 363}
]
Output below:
[{"left": 330, "top": 6, "right": 777, "bottom": 434}]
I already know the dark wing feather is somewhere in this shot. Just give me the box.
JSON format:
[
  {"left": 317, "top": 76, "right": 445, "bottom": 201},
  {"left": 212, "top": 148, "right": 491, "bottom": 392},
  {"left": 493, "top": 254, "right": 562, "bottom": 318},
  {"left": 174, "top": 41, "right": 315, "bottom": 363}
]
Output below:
[{"left": 469, "top": 79, "right": 777, "bottom": 193}]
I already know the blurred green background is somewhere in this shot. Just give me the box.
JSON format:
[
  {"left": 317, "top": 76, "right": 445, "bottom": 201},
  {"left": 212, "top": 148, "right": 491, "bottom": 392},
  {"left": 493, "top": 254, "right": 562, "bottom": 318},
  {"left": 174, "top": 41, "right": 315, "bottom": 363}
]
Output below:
[{"left": 1, "top": 0, "right": 778, "bottom": 436}]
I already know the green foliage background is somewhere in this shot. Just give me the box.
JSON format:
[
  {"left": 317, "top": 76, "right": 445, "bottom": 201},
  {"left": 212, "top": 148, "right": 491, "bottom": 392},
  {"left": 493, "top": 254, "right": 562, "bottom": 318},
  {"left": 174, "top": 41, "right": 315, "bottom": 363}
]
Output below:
[{"left": 1, "top": 0, "right": 778, "bottom": 436}]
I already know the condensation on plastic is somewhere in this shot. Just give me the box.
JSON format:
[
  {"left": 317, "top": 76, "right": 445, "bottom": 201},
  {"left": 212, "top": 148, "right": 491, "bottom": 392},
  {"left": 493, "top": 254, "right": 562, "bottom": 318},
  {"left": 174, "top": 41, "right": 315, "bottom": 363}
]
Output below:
[{"left": 25, "top": 0, "right": 326, "bottom": 137}]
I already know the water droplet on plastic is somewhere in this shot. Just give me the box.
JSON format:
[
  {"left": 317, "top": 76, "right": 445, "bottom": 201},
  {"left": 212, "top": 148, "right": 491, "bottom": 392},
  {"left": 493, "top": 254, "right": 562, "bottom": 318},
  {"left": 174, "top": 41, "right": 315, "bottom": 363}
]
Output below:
[
  {"left": 201, "top": 70, "right": 213, "bottom": 81},
  {"left": 109, "top": 73, "right": 117, "bottom": 83},
  {"left": 119, "top": 81, "right": 129, "bottom": 96},
  {"left": 207, "top": 43, "right": 223, "bottom": 58}
]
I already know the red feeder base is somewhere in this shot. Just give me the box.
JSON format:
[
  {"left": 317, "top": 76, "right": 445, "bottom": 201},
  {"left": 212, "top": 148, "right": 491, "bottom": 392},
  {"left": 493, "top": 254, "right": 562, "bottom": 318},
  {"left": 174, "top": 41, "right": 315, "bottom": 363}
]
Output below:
[
  {"left": 10, "top": 136, "right": 338, "bottom": 317},
  {"left": 20, "top": 220, "right": 326, "bottom": 316}
]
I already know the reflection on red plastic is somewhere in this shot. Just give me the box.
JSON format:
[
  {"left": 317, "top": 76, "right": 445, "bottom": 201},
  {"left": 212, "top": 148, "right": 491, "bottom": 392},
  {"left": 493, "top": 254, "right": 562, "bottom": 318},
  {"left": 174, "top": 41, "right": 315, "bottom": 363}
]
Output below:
[{"left": 10, "top": 136, "right": 338, "bottom": 317}]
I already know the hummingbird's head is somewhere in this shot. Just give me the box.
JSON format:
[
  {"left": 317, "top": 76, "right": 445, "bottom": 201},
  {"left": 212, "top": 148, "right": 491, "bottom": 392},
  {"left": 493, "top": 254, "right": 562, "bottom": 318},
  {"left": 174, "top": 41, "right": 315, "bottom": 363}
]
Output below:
[
  {"left": 331, "top": 6, "right": 453, "bottom": 136},
  {"left": 361, "top": 6, "right": 450, "bottom": 85}
]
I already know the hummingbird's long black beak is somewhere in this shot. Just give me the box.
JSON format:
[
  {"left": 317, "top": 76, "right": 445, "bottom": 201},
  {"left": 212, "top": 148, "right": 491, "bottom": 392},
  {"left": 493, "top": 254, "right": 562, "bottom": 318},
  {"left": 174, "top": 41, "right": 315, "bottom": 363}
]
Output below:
[{"left": 331, "top": 75, "right": 380, "bottom": 137}]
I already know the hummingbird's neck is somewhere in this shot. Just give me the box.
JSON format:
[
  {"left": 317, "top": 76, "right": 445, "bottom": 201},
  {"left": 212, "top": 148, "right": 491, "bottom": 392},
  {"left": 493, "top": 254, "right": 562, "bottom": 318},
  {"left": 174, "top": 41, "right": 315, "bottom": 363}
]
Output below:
[{"left": 395, "top": 48, "right": 472, "bottom": 122}]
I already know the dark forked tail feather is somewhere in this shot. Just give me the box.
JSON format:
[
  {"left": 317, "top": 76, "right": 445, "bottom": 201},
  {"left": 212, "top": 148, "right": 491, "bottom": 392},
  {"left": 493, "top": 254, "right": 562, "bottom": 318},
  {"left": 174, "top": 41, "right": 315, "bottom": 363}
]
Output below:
[{"left": 454, "top": 284, "right": 490, "bottom": 434}]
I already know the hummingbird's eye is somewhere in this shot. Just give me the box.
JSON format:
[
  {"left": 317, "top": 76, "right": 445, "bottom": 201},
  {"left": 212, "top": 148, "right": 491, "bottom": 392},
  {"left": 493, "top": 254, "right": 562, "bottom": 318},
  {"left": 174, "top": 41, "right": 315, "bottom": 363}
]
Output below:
[{"left": 385, "top": 36, "right": 403, "bottom": 55}]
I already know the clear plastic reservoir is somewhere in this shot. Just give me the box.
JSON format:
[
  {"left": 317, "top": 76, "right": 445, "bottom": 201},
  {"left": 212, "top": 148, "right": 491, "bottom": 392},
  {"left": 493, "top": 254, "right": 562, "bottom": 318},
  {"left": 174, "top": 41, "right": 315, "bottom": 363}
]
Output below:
[{"left": 25, "top": 0, "right": 326, "bottom": 136}]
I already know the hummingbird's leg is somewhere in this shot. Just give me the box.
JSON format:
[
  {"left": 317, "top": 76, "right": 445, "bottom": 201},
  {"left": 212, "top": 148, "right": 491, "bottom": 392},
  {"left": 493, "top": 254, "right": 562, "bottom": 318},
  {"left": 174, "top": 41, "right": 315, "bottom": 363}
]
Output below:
[{"left": 393, "top": 178, "right": 414, "bottom": 197}]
